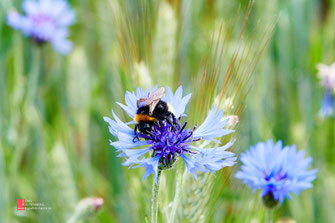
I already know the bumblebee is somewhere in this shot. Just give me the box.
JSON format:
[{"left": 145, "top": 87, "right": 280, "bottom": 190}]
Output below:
[{"left": 134, "top": 87, "right": 175, "bottom": 141}]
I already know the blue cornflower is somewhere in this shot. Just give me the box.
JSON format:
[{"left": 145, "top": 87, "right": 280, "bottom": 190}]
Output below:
[
  {"left": 7, "top": 0, "right": 75, "bottom": 55},
  {"left": 317, "top": 63, "right": 335, "bottom": 117},
  {"left": 319, "top": 88, "right": 334, "bottom": 118},
  {"left": 235, "top": 139, "right": 317, "bottom": 207},
  {"left": 104, "top": 86, "right": 236, "bottom": 183}
]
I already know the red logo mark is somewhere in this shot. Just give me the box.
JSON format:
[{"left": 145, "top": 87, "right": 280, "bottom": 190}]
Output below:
[{"left": 17, "top": 199, "right": 25, "bottom": 210}]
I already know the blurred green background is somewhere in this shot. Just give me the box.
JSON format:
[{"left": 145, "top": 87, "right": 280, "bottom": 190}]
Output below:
[{"left": 0, "top": 0, "right": 335, "bottom": 222}]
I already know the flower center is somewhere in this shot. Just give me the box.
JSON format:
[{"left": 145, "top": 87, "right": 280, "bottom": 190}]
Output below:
[
  {"left": 30, "top": 14, "right": 54, "bottom": 43},
  {"left": 265, "top": 168, "right": 288, "bottom": 182},
  {"left": 140, "top": 119, "right": 198, "bottom": 168},
  {"left": 32, "top": 13, "right": 53, "bottom": 26}
]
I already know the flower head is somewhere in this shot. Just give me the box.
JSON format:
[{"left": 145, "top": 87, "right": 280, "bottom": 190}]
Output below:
[
  {"left": 68, "top": 197, "right": 104, "bottom": 222},
  {"left": 317, "top": 63, "right": 335, "bottom": 90},
  {"left": 317, "top": 63, "right": 335, "bottom": 117},
  {"left": 319, "top": 89, "right": 334, "bottom": 118},
  {"left": 7, "top": 0, "right": 75, "bottom": 54},
  {"left": 235, "top": 139, "right": 317, "bottom": 206},
  {"left": 104, "top": 86, "right": 236, "bottom": 183}
]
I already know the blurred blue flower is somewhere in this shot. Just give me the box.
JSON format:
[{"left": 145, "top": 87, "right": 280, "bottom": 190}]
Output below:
[
  {"left": 104, "top": 86, "right": 236, "bottom": 183},
  {"left": 7, "top": 0, "right": 75, "bottom": 55},
  {"left": 317, "top": 63, "right": 335, "bottom": 89},
  {"left": 317, "top": 63, "right": 335, "bottom": 118},
  {"left": 319, "top": 88, "right": 334, "bottom": 118},
  {"left": 235, "top": 139, "right": 317, "bottom": 205}
]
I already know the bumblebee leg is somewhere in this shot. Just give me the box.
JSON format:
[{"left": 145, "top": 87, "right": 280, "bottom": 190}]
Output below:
[
  {"left": 167, "top": 112, "right": 176, "bottom": 125},
  {"left": 133, "top": 134, "right": 140, "bottom": 142},
  {"left": 166, "top": 116, "right": 176, "bottom": 132},
  {"left": 170, "top": 113, "right": 176, "bottom": 124},
  {"left": 133, "top": 125, "right": 140, "bottom": 142}
]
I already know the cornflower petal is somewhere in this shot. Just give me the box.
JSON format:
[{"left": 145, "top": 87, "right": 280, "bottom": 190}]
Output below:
[
  {"left": 180, "top": 154, "right": 203, "bottom": 180},
  {"left": 122, "top": 147, "right": 152, "bottom": 160},
  {"left": 56, "top": 6, "right": 75, "bottom": 26},
  {"left": 190, "top": 142, "right": 236, "bottom": 174},
  {"left": 117, "top": 86, "right": 154, "bottom": 119},
  {"left": 193, "top": 106, "right": 235, "bottom": 142},
  {"left": 104, "top": 111, "right": 150, "bottom": 160},
  {"left": 134, "top": 156, "right": 161, "bottom": 183},
  {"left": 190, "top": 139, "right": 235, "bottom": 156},
  {"left": 22, "top": 0, "right": 38, "bottom": 15},
  {"left": 109, "top": 132, "right": 148, "bottom": 150},
  {"left": 165, "top": 85, "right": 192, "bottom": 118},
  {"left": 51, "top": 30, "right": 73, "bottom": 55},
  {"left": 319, "top": 88, "right": 334, "bottom": 118},
  {"left": 317, "top": 63, "right": 335, "bottom": 90},
  {"left": 103, "top": 111, "right": 134, "bottom": 136},
  {"left": 7, "top": 11, "right": 32, "bottom": 34}
]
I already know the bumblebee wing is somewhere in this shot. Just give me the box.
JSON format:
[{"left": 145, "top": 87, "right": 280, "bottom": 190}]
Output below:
[
  {"left": 144, "top": 87, "right": 165, "bottom": 105},
  {"left": 145, "top": 87, "right": 165, "bottom": 114},
  {"left": 147, "top": 88, "right": 165, "bottom": 103},
  {"left": 149, "top": 100, "right": 160, "bottom": 115},
  {"left": 136, "top": 88, "right": 164, "bottom": 108}
]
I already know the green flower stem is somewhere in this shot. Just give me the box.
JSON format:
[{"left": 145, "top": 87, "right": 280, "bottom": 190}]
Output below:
[
  {"left": 11, "top": 47, "right": 42, "bottom": 181},
  {"left": 26, "top": 47, "right": 41, "bottom": 104},
  {"left": 168, "top": 167, "right": 186, "bottom": 223},
  {"left": 151, "top": 170, "right": 162, "bottom": 223},
  {"left": 266, "top": 208, "right": 273, "bottom": 223}
]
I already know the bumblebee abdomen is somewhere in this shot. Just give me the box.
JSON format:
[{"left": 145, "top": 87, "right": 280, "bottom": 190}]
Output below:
[
  {"left": 167, "top": 103, "right": 174, "bottom": 114},
  {"left": 135, "top": 114, "right": 156, "bottom": 122}
]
